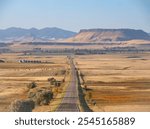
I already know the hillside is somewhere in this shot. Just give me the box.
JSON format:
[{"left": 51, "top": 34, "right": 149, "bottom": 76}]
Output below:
[
  {"left": 65, "top": 29, "right": 150, "bottom": 43},
  {"left": 0, "top": 27, "right": 76, "bottom": 42}
]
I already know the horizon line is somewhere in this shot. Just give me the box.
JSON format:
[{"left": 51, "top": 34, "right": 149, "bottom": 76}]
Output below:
[{"left": 0, "top": 27, "right": 149, "bottom": 33}]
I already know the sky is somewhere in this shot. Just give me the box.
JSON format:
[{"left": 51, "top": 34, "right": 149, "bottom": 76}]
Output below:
[{"left": 0, "top": 0, "right": 150, "bottom": 32}]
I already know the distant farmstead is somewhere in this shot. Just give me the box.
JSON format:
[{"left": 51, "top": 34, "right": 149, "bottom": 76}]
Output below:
[{"left": 19, "top": 60, "right": 42, "bottom": 63}]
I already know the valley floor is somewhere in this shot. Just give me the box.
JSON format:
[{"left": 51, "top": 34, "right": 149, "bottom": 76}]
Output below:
[
  {"left": 0, "top": 53, "right": 68, "bottom": 111},
  {"left": 75, "top": 53, "right": 150, "bottom": 112},
  {"left": 0, "top": 52, "right": 150, "bottom": 112}
]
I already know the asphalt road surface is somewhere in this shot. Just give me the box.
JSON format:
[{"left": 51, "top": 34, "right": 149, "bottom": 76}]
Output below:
[{"left": 56, "top": 57, "right": 79, "bottom": 112}]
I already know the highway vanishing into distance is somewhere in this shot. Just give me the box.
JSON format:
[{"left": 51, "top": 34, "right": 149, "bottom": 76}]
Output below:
[{"left": 56, "top": 57, "right": 80, "bottom": 112}]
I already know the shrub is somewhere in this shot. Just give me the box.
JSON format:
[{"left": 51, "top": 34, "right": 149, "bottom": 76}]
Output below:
[
  {"left": 9, "top": 99, "right": 35, "bottom": 112},
  {"left": 47, "top": 78, "right": 56, "bottom": 85},
  {"left": 28, "top": 89, "right": 53, "bottom": 106},
  {"left": 27, "top": 82, "right": 37, "bottom": 89},
  {"left": 54, "top": 81, "right": 61, "bottom": 87}
]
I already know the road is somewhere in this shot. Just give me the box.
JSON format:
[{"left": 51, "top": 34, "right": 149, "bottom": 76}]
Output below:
[{"left": 56, "top": 57, "right": 79, "bottom": 112}]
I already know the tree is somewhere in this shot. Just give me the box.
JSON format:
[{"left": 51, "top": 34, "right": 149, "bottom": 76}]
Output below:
[
  {"left": 28, "top": 89, "right": 53, "bottom": 106},
  {"left": 27, "top": 82, "right": 37, "bottom": 89}
]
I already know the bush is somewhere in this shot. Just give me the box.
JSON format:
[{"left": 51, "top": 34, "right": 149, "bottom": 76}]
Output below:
[
  {"left": 47, "top": 78, "right": 56, "bottom": 85},
  {"left": 27, "top": 82, "right": 37, "bottom": 89},
  {"left": 54, "top": 81, "right": 61, "bottom": 87},
  {"left": 28, "top": 89, "right": 53, "bottom": 106},
  {"left": 47, "top": 78, "right": 62, "bottom": 87},
  {"left": 9, "top": 99, "right": 35, "bottom": 112}
]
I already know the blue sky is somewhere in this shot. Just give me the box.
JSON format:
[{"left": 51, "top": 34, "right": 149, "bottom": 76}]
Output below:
[{"left": 0, "top": 0, "right": 150, "bottom": 32}]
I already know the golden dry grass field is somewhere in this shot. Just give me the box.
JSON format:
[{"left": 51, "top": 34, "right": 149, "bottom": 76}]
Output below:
[
  {"left": 0, "top": 52, "right": 150, "bottom": 112},
  {"left": 75, "top": 53, "right": 150, "bottom": 112},
  {"left": 0, "top": 53, "right": 69, "bottom": 111}
]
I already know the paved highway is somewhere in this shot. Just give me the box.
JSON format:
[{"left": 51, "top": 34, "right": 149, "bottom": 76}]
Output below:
[{"left": 56, "top": 57, "right": 79, "bottom": 112}]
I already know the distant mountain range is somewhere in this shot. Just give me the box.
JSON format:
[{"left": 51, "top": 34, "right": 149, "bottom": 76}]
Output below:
[
  {"left": 65, "top": 29, "right": 150, "bottom": 43},
  {"left": 0, "top": 28, "right": 150, "bottom": 43},
  {"left": 0, "top": 27, "right": 76, "bottom": 42}
]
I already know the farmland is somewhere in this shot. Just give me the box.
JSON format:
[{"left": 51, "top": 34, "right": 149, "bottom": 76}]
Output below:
[
  {"left": 0, "top": 53, "right": 69, "bottom": 111},
  {"left": 0, "top": 52, "right": 150, "bottom": 112},
  {"left": 75, "top": 53, "right": 150, "bottom": 112}
]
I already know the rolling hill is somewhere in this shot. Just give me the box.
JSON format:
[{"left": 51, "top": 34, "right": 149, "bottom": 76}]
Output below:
[{"left": 0, "top": 27, "right": 76, "bottom": 42}]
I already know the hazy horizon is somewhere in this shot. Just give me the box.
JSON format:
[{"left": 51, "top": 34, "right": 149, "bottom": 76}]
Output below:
[
  {"left": 0, "top": 27, "right": 150, "bottom": 33},
  {"left": 0, "top": 0, "right": 150, "bottom": 32}
]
